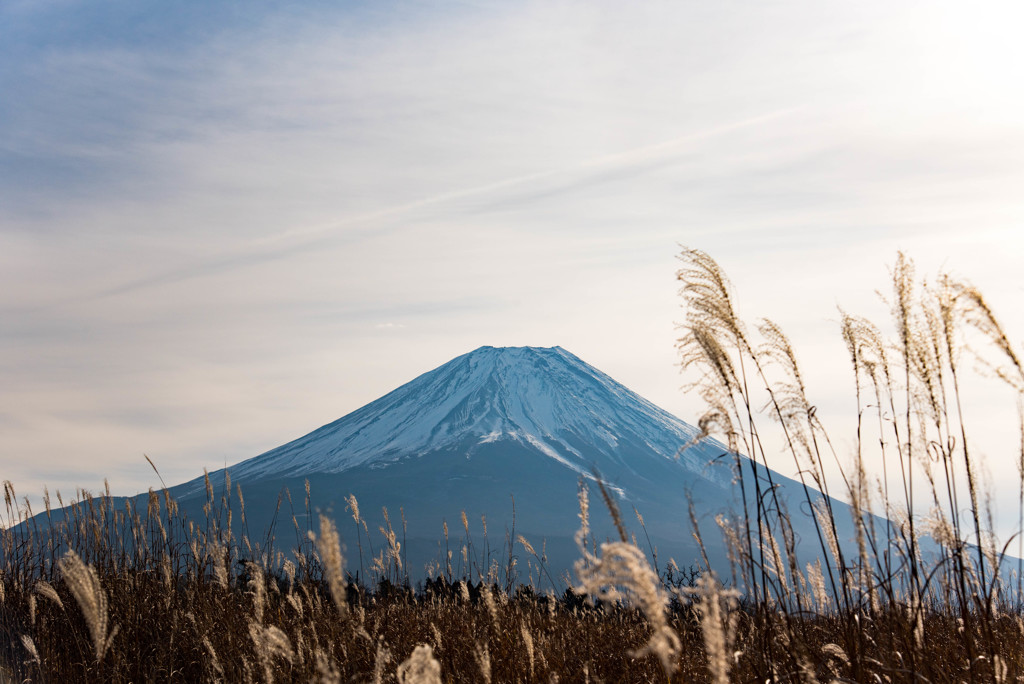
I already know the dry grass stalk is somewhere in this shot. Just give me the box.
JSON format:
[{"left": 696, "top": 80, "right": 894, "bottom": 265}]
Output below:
[
  {"left": 248, "top": 561, "right": 267, "bottom": 624},
  {"left": 473, "top": 641, "right": 492, "bottom": 684},
  {"left": 372, "top": 641, "right": 392, "bottom": 684},
  {"left": 202, "top": 635, "right": 224, "bottom": 679},
  {"left": 315, "top": 649, "right": 341, "bottom": 684},
  {"left": 680, "top": 573, "right": 740, "bottom": 684},
  {"left": 20, "top": 635, "right": 40, "bottom": 665},
  {"left": 521, "top": 620, "right": 536, "bottom": 679},
  {"left": 575, "top": 535, "right": 680, "bottom": 677},
  {"left": 249, "top": 622, "right": 295, "bottom": 683},
  {"left": 315, "top": 513, "right": 348, "bottom": 618},
  {"left": 58, "top": 550, "right": 118, "bottom": 663},
  {"left": 33, "top": 580, "right": 63, "bottom": 610}
]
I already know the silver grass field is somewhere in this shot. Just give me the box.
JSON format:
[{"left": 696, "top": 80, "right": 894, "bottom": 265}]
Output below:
[{"left": 2, "top": 249, "right": 1024, "bottom": 682}]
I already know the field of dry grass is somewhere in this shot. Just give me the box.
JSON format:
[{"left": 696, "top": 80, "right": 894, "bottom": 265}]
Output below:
[{"left": 3, "top": 248, "right": 1024, "bottom": 682}]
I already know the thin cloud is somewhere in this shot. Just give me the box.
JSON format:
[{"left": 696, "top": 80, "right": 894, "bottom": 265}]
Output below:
[{"left": 1, "top": 0, "right": 1022, "bottom": 532}]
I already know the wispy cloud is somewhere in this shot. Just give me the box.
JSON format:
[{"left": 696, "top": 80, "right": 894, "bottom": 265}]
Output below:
[{"left": 2, "top": 0, "right": 1023, "bottom": 527}]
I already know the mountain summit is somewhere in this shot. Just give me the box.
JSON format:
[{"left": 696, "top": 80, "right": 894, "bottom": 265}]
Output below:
[{"left": 224, "top": 346, "right": 722, "bottom": 485}]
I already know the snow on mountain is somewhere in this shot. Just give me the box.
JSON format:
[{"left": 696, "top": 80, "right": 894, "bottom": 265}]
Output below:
[{"left": 223, "top": 346, "right": 724, "bottom": 485}]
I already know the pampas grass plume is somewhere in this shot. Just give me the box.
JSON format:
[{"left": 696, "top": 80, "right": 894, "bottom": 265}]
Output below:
[{"left": 396, "top": 644, "right": 442, "bottom": 684}]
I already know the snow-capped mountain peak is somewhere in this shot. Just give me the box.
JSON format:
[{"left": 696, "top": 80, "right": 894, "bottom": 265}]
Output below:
[{"left": 227, "top": 346, "right": 707, "bottom": 481}]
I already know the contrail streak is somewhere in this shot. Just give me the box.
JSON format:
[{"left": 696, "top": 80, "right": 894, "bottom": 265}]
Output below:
[
  {"left": 256, "top": 106, "right": 803, "bottom": 246},
  {"left": 99, "top": 107, "right": 801, "bottom": 298}
]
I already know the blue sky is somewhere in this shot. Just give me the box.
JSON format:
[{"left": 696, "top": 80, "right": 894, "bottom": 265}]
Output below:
[{"left": 2, "top": 0, "right": 1023, "bottom": 532}]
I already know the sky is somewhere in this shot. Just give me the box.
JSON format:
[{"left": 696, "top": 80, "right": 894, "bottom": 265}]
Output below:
[{"left": 2, "top": 1, "right": 1023, "bottom": 532}]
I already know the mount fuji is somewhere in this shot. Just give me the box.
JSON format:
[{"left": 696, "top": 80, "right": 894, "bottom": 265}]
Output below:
[{"left": 161, "top": 345, "right": 844, "bottom": 584}]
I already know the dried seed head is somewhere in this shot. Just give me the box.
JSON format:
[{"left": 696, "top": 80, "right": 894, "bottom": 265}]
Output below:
[
  {"left": 211, "top": 542, "right": 228, "bottom": 589},
  {"left": 520, "top": 621, "right": 535, "bottom": 679},
  {"left": 58, "top": 550, "right": 117, "bottom": 663},
  {"left": 372, "top": 641, "right": 393, "bottom": 684},
  {"left": 473, "top": 641, "right": 492, "bottom": 684},
  {"left": 247, "top": 562, "right": 266, "bottom": 624},
  {"left": 396, "top": 644, "right": 442, "bottom": 684},
  {"left": 680, "top": 573, "right": 741, "bottom": 684},
  {"left": 575, "top": 540, "right": 679, "bottom": 678},
  {"left": 203, "top": 635, "right": 224, "bottom": 678},
  {"left": 345, "top": 494, "right": 362, "bottom": 525},
  {"left": 34, "top": 580, "right": 63, "bottom": 610},
  {"left": 315, "top": 513, "right": 348, "bottom": 617},
  {"left": 21, "top": 635, "right": 40, "bottom": 665}
]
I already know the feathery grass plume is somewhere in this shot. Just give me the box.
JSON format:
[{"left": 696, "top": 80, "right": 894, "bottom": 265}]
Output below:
[
  {"left": 345, "top": 494, "right": 366, "bottom": 579},
  {"left": 811, "top": 499, "right": 840, "bottom": 575},
  {"left": 574, "top": 481, "right": 590, "bottom": 553},
  {"left": 677, "top": 247, "right": 748, "bottom": 349},
  {"left": 482, "top": 583, "right": 499, "bottom": 631},
  {"left": 396, "top": 644, "right": 442, "bottom": 684},
  {"left": 430, "top": 623, "right": 443, "bottom": 651},
  {"left": 283, "top": 558, "right": 296, "bottom": 593},
  {"left": 345, "top": 493, "right": 361, "bottom": 525},
  {"left": 210, "top": 541, "right": 228, "bottom": 589},
  {"left": 758, "top": 521, "right": 789, "bottom": 601},
  {"left": 286, "top": 592, "right": 304, "bottom": 617},
  {"left": 680, "top": 573, "right": 741, "bottom": 684},
  {"left": 58, "top": 550, "right": 118, "bottom": 663},
  {"left": 249, "top": 622, "right": 295, "bottom": 683},
  {"left": 20, "top": 635, "right": 40, "bottom": 665},
  {"left": 379, "top": 506, "right": 403, "bottom": 580},
  {"left": 517, "top": 534, "right": 536, "bottom": 557},
  {"left": 34, "top": 580, "right": 63, "bottom": 610},
  {"left": 315, "top": 649, "right": 342, "bottom": 684},
  {"left": 518, "top": 534, "right": 556, "bottom": 592},
  {"left": 592, "top": 475, "right": 627, "bottom": 543},
  {"left": 315, "top": 513, "right": 348, "bottom": 618},
  {"left": 520, "top": 620, "right": 536, "bottom": 679},
  {"left": 756, "top": 318, "right": 817, "bottom": 461},
  {"left": 202, "top": 635, "right": 224, "bottom": 680},
  {"left": 372, "top": 550, "right": 386, "bottom": 578},
  {"left": 955, "top": 280, "right": 1024, "bottom": 390},
  {"left": 473, "top": 641, "right": 492, "bottom": 684},
  {"left": 204, "top": 468, "right": 214, "bottom": 503},
  {"left": 241, "top": 656, "right": 255, "bottom": 684},
  {"left": 806, "top": 560, "right": 830, "bottom": 611},
  {"left": 160, "top": 552, "right": 173, "bottom": 606},
  {"left": 372, "top": 641, "right": 392, "bottom": 684},
  {"left": 923, "top": 507, "right": 957, "bottom": 548},
  {"left": 994, "top": 654, "right": 1009, "bottom": 683},
  {"left": 821, "top": 642, "right": 849, "bottom": 670},
  {"left": 248, "top": 561, "right": 267, "bottom": 624},
  {"left": 575, "top": 538, "right": 679, "bottom": 678}
]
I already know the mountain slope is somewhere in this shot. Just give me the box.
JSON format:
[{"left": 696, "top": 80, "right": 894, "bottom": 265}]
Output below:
[
  {"left": 165, "top": 345, "right": 842, "bottom": 582},
  {"left": 208, "top": 346, "right": 727, "bottom": 485}
]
